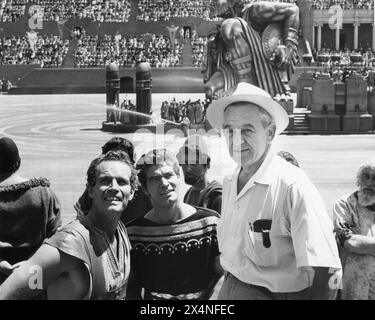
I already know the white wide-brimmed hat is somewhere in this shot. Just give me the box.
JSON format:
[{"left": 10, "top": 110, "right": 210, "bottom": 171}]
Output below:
[{"left": 206, "top": 82, "right": 289, "bottom": 135}]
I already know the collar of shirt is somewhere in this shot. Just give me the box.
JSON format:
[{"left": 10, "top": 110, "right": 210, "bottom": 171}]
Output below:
[{"left": 227, "top": 149, "right": 276, "bottom": 200}]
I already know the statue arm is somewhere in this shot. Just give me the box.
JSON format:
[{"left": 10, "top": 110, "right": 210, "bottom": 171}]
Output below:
[
  {"left": 248, "top": 2, "right": 300, "bottom": 30},
  {"left": 249, "top": 2, "right": 300, "bottom": 70}
]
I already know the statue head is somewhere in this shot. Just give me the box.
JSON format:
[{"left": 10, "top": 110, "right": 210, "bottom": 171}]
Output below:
[{"left": 215, "top": 0, "right": 249, "bottom": 18}]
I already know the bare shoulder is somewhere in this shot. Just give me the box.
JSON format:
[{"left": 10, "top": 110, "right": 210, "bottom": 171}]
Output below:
[
  {"left": 46, "top": 251, "right": 91, "bottom": 300},
  {"left": 30, "top": 244, "right": 90, "bottom": 299}
]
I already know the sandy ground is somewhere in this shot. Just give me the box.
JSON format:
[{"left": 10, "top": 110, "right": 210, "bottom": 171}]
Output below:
[{"left": 0, "top": 93, "right": 374, "bottom": 224}]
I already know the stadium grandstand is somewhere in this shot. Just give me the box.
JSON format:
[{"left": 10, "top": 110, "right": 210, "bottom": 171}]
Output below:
[
  {"left": 1, "top": 0, "right": 375, "bottom": 92},
  {"left": 74, "top": 33, "right": 182, "bottom": 68}
]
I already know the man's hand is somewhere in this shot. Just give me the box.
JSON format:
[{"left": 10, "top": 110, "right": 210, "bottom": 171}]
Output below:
[
  {"left": 344, "top": 234, "right": 375, "bottom": 256},
  {"left": 0, "top": 260, "right": 21, "bottom": 277}
]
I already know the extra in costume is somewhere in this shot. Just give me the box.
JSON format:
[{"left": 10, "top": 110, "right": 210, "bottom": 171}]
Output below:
[
  {"left": 127, "top": 208, "right": 220, "bottom": 300},
  {"left": 45, "top": 215, "right": 131, "bottom": 300},
  {"left": 0, "top": 178, "right": 61, "bottom": 284}
]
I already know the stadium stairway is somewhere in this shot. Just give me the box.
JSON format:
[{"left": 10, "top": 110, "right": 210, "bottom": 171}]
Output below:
[
  {"left": 62, "top": 39, "right": 78, "bottom": 68},
  {"left": 181, "top": 40, "right": 193, "bottom": 67},
  {"left": 293, "top": 107, "right": 310, "bottom": 133},
  {"left": 129, "top": 0, "right": 138, "bottom": 22}
]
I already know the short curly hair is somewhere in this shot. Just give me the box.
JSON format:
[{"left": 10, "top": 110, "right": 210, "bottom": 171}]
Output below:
[
  {"left": 136, "top": 149, "right": 180, "bottom": 188},
  {"left": 86, "top": 151, "right": 139, "bottom": 192},
  {"left": 101, "top": 137, "right": 135, "bottom": 164}
]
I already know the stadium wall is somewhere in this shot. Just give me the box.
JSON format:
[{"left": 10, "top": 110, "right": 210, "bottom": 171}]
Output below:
[
  {"left": 0, "top": 65, "right": 38, "bottom": 84},
  {"left": 4, "top": 66, "right": 317, "bottom": 95},
  {"left": 8, "top": 67, "right": 205, "bottom": 94}
]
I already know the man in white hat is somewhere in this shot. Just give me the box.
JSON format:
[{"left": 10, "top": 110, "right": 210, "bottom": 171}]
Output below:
[{"left": 206, "top": 82, "right": 342, "bottom": 300}]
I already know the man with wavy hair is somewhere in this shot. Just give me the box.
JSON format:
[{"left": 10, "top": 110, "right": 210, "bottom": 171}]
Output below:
[
  {"left": 0, "top": 151, "right": 137, "bottom": 300},
  {"left": 127, "top": 149, "right": 222, "bottom": 300}
]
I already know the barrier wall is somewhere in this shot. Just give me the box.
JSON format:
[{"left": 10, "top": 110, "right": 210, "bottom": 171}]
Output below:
[
  {"left": 7, "top": 67, "right": 205, "bottom": 94},
  {"left": 0, "top": 65, "right": 39, "bottom": 83},
  {"left": 3, "top": 65, "right": 321, "bottom": 94}
]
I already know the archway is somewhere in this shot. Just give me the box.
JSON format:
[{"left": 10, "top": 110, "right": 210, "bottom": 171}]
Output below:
[{"left": 120, "top": 77, "right": 134, "bottom": 93}]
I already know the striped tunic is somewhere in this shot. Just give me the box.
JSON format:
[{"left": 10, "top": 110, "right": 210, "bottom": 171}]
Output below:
[{"left": 127, "top": 208, "right": 220, "bottom": 300}]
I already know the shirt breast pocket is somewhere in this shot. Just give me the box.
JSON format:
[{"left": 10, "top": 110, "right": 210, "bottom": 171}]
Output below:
[{"left": 246, "top": 218, "right": 289, "bottom": 267}]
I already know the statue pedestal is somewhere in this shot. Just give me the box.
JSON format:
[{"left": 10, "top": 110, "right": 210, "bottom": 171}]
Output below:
[
  {"left": 312, "top": 75, "right": 335, "bottom": 113},
  {"left": 302, "top": 88, "right": 312, "bottom": 109},
  {"left": 309, "top": 114, "right": 341, "bottom": 132},
  {"left": 327, "top": 115, "right": 341, "bottom": 132},
  {"left": 343, "top": 114, "right": 359, "bottom": 132},
  {"left": 343, "top": 114, "right": 373, "bottom": 132},
  {"left": 309, "top": 114, "right": 327, "bottom": 132},
  {"left": 360, "top": 114, "right": 373, "bottom": 132},
  {"left": 297, "top": 72, "right": 314, "bottom": 108}
]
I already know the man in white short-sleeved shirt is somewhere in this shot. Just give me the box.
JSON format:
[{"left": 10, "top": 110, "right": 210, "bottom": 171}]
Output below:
[{"left": 206, "top": 82, "right": 342, "bottom": 300}]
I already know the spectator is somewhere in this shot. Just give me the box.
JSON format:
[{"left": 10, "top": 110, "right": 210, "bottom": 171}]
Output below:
[
  {"left": 334, "top": 160, "right": 375, "bottom": 299},
  {"left": 0, "top": 137, "right": 61, "bottom": 287},
  {"left": 0, "top": 35, "right": 69, "bottom": 67},
  {"left": 74, "top": 33, "right": 182, "bottom": 68}
]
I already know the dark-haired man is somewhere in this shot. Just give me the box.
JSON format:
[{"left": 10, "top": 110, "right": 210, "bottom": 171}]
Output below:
[
  {"left": 0, "top": 151, "right": 136, "bottom": 299},
  {"left": 74, "top": 137, "right": 152, "bottom": 224},
  {"left": 0, "top": 137, "right": 61, "bottom": 286},
  {"left": 127, "top": 149, "right": 222, "bottom": 300},
  {"left": 177, "top": 135, "right": 222, "bottom": 214}
]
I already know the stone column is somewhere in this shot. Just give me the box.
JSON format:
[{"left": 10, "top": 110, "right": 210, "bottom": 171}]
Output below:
[
  {"left": 317, "top": 24, "right": 322, "bottom": 51},
  {"left": 354, "top": 23, "right": 360, "bottom": 50},
  {"left": 335, "top": 26, "right": 340, "bottom": 51},
  {"left": 312, "top": 25, "right": 315, "bottom": 50}
]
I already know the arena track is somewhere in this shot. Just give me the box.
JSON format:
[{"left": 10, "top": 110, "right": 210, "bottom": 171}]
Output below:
[{"left": 0, "top": 93, "right": 374, "bottom": 224}]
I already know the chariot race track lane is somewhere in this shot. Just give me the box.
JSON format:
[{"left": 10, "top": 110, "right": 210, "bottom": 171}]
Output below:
[{"left": 1, "top": 93, "right": 374, "bottom": 224}]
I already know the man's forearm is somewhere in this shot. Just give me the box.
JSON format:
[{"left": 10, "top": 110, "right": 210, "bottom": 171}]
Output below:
[{"left": 344, "top": 235, "right": 375, "bottom": 255}]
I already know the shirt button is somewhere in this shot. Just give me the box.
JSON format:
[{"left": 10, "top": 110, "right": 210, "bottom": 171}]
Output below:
[{"left": 236, "top": 204, "right": 240, "bottom": 209}]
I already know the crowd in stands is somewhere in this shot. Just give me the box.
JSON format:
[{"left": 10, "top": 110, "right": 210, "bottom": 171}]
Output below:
[
  {"left": 0, "top": 0, "right": 132, "bottom": 23},
  {"left": 161, "top": 98, "right": 209, "bottom": 125},
  {"left": 79, "top": 0, "right": 131, "bottom": 22},
  {"left": 315, "top": 48, "right": 375, "bottom": 67},
  {"left": 1, "top": 0, "right": 27, "bottom": 22},
  {"left": 311, "top": 66, "right": 375, "bottom": 92},
  {"left": 74, "top": 33, "right": 182, "bottom": 68},
  {"left": 310, "top": 0, "right": 374, "bottom": 10},
  {"left": 191, "top": 35, "right": 207, "bottom": 68},
  {"left": 0, "top": 35, "right": 69, "bottom": 67},
  {"left": 136, "top": 0, "right": 217, "bottom": 22}
]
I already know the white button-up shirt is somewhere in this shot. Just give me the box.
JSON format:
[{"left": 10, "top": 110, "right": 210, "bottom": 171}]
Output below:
[{"left": 218, "top": 150, "right": 342, "bottom": 293}]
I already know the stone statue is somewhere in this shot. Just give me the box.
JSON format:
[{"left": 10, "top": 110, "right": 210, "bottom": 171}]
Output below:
[{"left": 203, "top": 0, "right": 300, "bottom": 99}]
